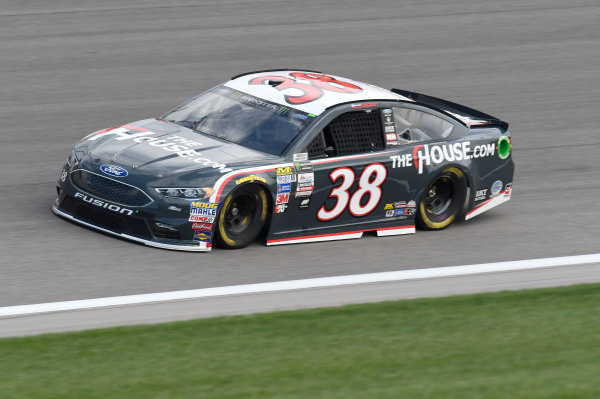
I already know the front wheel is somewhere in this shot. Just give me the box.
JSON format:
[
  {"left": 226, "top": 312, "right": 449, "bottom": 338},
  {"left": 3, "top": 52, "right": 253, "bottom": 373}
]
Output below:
[
  {"left": 417, "top": 167, "right": 467, "bottom": 230},
  {"left": 215, "top": 185, "right": 268, "bottom": 249}
]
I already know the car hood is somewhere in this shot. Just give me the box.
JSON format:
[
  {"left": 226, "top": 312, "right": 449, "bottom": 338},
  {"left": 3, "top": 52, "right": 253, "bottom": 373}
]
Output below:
[{"left": 76, "top": 118, "right": 280, "bottom": 178}]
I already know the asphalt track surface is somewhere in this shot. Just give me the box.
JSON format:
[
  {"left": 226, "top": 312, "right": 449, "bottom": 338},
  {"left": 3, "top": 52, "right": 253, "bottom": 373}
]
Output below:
[{"left": 1, "top": 1, "right": 600, "bottom": 332}]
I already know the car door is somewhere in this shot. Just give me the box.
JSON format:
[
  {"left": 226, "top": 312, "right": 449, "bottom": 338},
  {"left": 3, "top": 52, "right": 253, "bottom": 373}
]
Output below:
[{"left": 266, "top": 103, "right": 417, "bottom": 242}]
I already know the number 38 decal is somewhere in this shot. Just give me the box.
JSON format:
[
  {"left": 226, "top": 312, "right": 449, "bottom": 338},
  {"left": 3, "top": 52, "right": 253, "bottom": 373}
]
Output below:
[
  {"left": 249, "top": 72, "right": 362, "bottom": 105},
  {"left": 317, "top": 163, "right": 387, "bottom": 221}
]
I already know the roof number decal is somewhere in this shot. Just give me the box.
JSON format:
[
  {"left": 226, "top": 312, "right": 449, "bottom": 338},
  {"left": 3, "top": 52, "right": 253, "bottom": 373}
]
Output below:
[{"left": 249, "top": 72, "right": 362, "bottom": 105}]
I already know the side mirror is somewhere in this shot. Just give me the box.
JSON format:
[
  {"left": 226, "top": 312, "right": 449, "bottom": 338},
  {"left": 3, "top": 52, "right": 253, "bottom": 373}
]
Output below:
[{"left": 324, "top": 146, "right": 335, "bottom": 157}]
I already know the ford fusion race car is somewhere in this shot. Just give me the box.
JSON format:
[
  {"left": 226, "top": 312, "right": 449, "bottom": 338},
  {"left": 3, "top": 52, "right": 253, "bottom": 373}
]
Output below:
[{"left": 53, "top": 69, "right": 514, "bottom": 251}]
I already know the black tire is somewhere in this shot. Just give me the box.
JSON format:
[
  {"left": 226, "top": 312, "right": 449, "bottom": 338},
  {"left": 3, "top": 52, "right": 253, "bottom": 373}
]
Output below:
[
  {"left": 215, "top": 185, "right": 268, "bottom": 249},
  {"left": 416, "top": 167, "right": 467, "bottom": 230}
]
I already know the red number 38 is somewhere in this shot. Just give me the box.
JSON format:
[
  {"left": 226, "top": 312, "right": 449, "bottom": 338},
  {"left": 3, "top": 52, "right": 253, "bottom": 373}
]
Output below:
[{"left": 249, "top": 72, "right": 362, "bottom": 105}]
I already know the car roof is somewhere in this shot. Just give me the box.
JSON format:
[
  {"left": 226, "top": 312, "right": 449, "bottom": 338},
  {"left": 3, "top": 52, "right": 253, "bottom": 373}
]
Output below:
[{"left": 224, "top": 69, "right": 411, "bottom": 115}]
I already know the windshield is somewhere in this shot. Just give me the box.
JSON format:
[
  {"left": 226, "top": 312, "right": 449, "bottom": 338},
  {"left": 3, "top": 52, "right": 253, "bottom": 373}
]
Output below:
[{"left": 163, "top": 86, "right": 314, "bottom": 155}]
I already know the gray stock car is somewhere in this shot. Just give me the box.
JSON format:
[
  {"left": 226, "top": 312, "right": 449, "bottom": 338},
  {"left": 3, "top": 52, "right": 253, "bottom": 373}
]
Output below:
[{"left": 53, "top": 69, "right": 514, "bottom": 251}]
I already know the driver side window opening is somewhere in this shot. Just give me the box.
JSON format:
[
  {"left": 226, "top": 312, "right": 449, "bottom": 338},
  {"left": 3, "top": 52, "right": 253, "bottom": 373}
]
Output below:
[
  {"left": 393, "top": 107, "right": 455, "bottom": 143},
  {"left": 304, "top": 110, "right": 385, "bottom": 158}
]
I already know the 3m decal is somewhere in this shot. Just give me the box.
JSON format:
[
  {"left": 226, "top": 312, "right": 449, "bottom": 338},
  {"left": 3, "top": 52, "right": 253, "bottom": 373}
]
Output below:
[
  {"left": 317, "top": 163, "right": 387, "bottom": 221},
  {"left": 390, "top": 141, "right": 496, "bottom": 174},
  {"left": 249, "top": 72, "right": 362, "bottom": 105},
  {"left": 276, "top": 193, "right": 290, "bottom": 205}
]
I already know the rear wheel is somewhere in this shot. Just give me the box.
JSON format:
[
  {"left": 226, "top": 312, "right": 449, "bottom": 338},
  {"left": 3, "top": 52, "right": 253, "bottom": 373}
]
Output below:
[
  {"left": 215, "top": 185, "right": 268, "bottom": 249},
  {"left": 417, "top": 167, "right": 467, "bottom": 230}
]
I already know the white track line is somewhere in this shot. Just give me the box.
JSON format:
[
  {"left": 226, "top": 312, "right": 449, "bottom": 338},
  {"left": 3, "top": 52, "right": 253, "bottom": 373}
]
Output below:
[{"left": 2, "top": 253, "right": 599, "bottom": 317}]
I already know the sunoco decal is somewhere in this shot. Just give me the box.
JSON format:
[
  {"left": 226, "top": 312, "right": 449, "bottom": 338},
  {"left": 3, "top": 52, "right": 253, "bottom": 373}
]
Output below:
[{"left": 390, "top": 141, "right": 495, "bottom": 174}]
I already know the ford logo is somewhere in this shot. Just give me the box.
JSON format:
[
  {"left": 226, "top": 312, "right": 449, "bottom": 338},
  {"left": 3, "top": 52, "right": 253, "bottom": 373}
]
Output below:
[{"left": 100, "top": 164, "right": 128, "bottom": 177}]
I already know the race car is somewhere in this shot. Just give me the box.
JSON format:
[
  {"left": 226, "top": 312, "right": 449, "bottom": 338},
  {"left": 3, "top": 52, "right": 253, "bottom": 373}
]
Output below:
[{"left": 53, "top": 69, "right": 514, "bottom": 251}]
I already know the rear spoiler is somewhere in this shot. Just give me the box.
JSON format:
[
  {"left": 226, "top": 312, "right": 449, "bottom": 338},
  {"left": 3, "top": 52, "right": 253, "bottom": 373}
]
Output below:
[{"left": 391, "top": 88, "right": 509, "bottom": 131}]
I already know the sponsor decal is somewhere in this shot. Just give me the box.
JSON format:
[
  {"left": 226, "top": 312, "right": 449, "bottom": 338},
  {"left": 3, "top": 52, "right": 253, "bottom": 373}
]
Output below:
[
  {"left": 385, "top": 132, "right": 397, "bottom": 141},
  {"left": 190, "top": 201, "right": 218, "bottom": 219},
  {"left": 406, "top": 207, "right": 416, "bottom": 215},
  {"left": 74, "top": 192, "right": 133, "bottom": 215},
  {"left": 88, "top": 129, "right": 233, "bottom": 173},
  {"left": 296, "top": 184, "right": 313, "bottom": 192},
  {"left": 294, "top": 161, "right": 313, "bottom": 172},
  {"left": 100, "top": 164, "right": 128, "bottom": 177},
  {"left": 60, "top": 169, "right": 67, "bottom": 182},
  {"left": 297, "top": 172, "right": 314, "bottom": 184},
  {"left": 293, "top": 113, "right": 308, "bottom": 120},
  {"left": 394, "top": 209, "right": 405, "bottom": 216},
  {"left": 293, "top": 153, "right": 309, "bottom": 162},
  {"left": 394, "top": 201, "right": 407, "bottom": 208},
  {"left": 277, "top": 183, "right": 291, "bottom": 193},
  {"left": 390, "top": 141, "right": 495, "bottom": 174},
  {"left": 276, "top": 166, "right": 293, "bottom": 176},
  {"left": 294, "top": 190, "right": 312, "bottom": 198},
  {"left": 490, "top": 180, "right": 503, "bottom": 196},
  {"left": 384, "top": 203, "right": 394, "bottom": 210},
  {"left": 351, "top": 102, "right": 377, "bottom": 108},
  {"left": 382, "top": 109, "right": 392, "bottom": 115},
  {"left": 386, "top": 210, "right": 394, "bottom": 217},
  {"left": 276, "top": 193, "right": 290, "bottom": 204},
  {"left": 277, "top": 175, "right": 296, "bottom": 184},
  {"left": 504, "top": 182, "right": 512, "bottom": 196},
  {"left": 474, "top": 189, "right": 488, "bottom": 201},
  {"left": 407, "top": 200, "right": 416, "bottom": 208},
  {"left": 167, "top": 205, "right": 182, "bottom": 211},
  {"left": 191, "top": 223, "right": 213, "bottom": 231},
  {"left": 274, "top": 204, "right": 288, "bottom": 214},
  {"left": 235, "top": 174, "right": 267, "bottom": 185},
  {"left": 189, "top": 215, "right": 215, "bottom": 222},
  {"left": 193, "top": 230, "right": 212, "bottom": 242},
  {"left": 298, "top": 197, "right": 311, "bottom": 209}
]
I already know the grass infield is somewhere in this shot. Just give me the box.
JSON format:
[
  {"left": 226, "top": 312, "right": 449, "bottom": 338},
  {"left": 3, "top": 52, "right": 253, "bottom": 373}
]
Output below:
[{"left": 1, "top": 283, "right": 599, "bottom": 398}]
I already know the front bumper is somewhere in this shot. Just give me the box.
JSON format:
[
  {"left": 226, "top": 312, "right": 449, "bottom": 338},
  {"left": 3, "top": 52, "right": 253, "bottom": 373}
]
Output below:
[
  {"left": 53, "top": 164, "right": 214, "bottom": 252},
  {"left": 52, "top": 202, "right": 210, "bottom": 251}
]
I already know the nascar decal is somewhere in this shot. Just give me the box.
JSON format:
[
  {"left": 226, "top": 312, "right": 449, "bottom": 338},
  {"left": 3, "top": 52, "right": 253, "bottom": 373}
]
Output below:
[
  {"left": 390, "top": 141, "right": 496, "bottom": 174},
  {"left": 249, "top": 72, "right": 362, "bottom": 105},
  {"left": 88, "top": 126, "right": 233, "bottom": 173}
]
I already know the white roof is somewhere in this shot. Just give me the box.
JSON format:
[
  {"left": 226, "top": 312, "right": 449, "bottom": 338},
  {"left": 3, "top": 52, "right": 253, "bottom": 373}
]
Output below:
[{"left": 224, "top": 70, "right": 409, "bottom": 115}]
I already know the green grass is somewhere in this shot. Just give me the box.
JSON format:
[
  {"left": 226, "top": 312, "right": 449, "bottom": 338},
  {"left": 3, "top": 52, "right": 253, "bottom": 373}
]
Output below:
[{"left": 2, "top": 284, "right": 600, "bottom": 399}]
